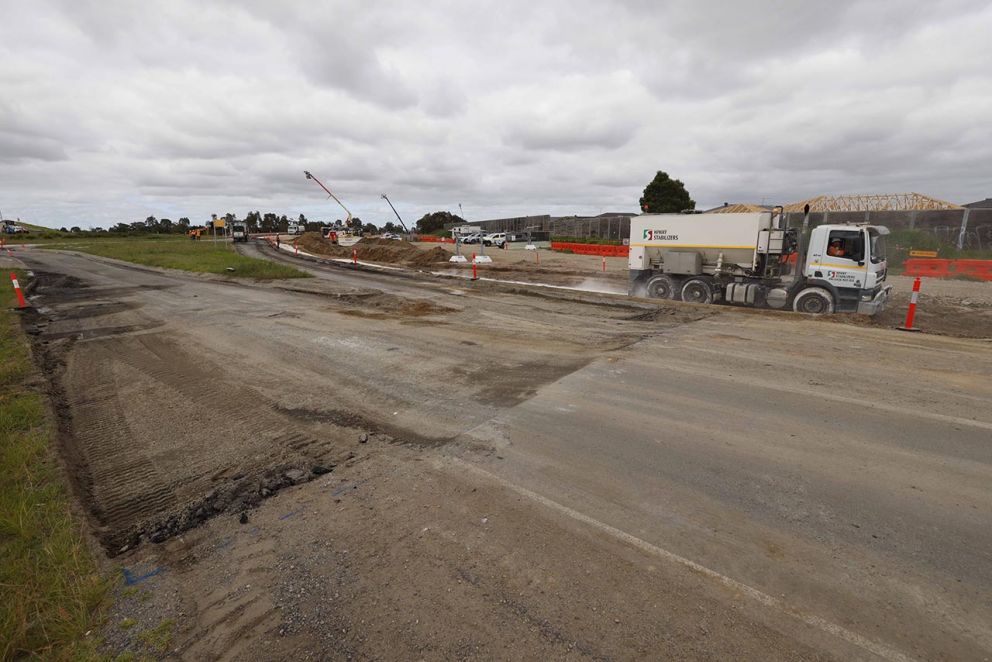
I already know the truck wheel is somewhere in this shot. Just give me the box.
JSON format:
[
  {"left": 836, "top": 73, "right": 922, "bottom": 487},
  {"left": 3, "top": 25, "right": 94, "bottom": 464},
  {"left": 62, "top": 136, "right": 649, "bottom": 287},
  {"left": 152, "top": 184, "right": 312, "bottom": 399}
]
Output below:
[
  {"left": 680, "top": 278, "right": 713, "bottom": 304},
  {"left": 793, "top": 287, "right": 834, "bottom": 314},
  {"left": 644, "top": 274, "right": 680, "bottom": 300}
]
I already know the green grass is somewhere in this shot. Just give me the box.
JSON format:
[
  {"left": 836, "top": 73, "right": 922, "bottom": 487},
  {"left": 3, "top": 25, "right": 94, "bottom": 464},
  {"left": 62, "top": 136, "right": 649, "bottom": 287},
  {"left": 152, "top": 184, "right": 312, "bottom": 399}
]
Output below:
[
  {"left": 41, "top": 236, "right": 309, "bottom": 279},
  {"left": 136, "top": 619, "right": 174, "bottom": 655},
  {"left": 0, "top": 270, "right": 108, "bottom": 660},
  {"left": 889, "top": 229, "right": 992, "bottom": 265}
]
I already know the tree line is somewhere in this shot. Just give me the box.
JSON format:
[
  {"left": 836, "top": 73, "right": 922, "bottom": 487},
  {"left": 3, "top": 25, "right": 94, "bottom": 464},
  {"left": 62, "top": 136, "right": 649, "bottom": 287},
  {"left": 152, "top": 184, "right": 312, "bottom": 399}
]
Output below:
[
  {"left": 62, "top": 213, "right": 389, "bottom": 235},
  {"left": 61, "top": 171, "right": 693, "bottom": 236},
  {"left": 66, "top": 210, "right": 468, "bottom": 236}
]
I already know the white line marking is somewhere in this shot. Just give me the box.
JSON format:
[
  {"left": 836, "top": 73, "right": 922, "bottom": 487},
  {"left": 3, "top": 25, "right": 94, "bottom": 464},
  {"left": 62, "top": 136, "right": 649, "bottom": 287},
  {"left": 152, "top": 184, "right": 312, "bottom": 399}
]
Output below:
[{"left": 447, "top": 457, "right": 916, "bottom": 662}]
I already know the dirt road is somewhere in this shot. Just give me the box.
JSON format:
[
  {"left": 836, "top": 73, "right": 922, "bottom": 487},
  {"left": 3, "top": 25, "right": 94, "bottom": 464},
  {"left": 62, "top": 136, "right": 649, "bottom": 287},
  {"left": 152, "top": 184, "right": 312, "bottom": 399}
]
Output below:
[{"left": 16, "top": 245, "right": 992, "bottom": 660}]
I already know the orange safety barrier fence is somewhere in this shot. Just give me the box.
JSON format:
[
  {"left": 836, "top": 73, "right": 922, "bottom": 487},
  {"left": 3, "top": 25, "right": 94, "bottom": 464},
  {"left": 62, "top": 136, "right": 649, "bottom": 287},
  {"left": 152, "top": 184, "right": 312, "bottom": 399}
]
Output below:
[
  {"left": 950, "top": 259, "right": 992, "bottom": 280},
  {"left": 415, "top": 235, "right": 455, "bottom": 243},
  {"left": 903, "top": 258, "right": 992, "bottom": 280},
  {"left": 551, "top": 242, "right": 629, "bottom": 257}
]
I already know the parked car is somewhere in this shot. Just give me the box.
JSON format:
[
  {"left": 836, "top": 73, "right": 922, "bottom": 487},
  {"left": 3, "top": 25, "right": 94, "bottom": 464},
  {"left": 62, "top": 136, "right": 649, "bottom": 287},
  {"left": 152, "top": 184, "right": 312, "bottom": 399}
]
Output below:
[
  {"left": 483, "top": 232, "right": 506, "bottom": 248},
  {"left": 460, "top": 233, "right": 481, "bottom": 244},
  {"left": 381, "top": 233, "right": 402, "bottom": 240}
]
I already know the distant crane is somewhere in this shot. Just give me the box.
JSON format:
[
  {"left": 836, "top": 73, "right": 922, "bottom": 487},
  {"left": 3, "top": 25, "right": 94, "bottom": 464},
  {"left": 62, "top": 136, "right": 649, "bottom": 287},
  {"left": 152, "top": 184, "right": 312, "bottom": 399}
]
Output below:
[
  {"left": 380, "top": 193, "right": 410, "bottom": 234},
  {"left": 303, "top": 171, "right": 353, "bottom": 223}
]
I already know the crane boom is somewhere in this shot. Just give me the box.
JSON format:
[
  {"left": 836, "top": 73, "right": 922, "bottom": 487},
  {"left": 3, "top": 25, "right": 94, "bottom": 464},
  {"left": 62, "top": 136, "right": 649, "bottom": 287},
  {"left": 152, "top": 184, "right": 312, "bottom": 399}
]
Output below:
[
  {"left": 303, "top": 171, "right": 352, "bottom": 222},
  {"left": 380, "top": 193, "right": 409, "bottom": 233}
]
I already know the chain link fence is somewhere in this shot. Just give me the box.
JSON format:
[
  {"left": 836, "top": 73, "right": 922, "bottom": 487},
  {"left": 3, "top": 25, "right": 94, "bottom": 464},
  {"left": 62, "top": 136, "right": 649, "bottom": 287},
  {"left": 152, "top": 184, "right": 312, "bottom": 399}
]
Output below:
[
  {"left": 449, "top": 209, "right": 992, "bottom": 250},
  {"left": 446, "top": 215, "right": 634, "bottom": 242}
]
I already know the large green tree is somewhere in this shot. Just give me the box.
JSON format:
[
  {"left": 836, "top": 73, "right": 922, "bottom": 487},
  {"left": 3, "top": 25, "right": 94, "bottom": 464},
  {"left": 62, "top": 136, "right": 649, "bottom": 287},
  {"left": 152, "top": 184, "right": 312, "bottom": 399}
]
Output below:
[
  {"left": 415, "top": 211, "right": 464, "bottom": 234},
  {"left": 639, "top": 171, "right": 695, "bottom": 214}
]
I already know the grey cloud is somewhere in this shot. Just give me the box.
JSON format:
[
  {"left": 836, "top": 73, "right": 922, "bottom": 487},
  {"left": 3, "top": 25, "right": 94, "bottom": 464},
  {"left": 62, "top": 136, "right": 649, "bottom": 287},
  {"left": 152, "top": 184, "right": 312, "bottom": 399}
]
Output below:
[
  {"left": 504, "top": 117, "right": 636, "bottom": 152},
  {"left": 1, "top": 0, "right": 990, "bottom": 227},
  {"left": 0, "top": 132, "right": 67, "bottom": 163}
]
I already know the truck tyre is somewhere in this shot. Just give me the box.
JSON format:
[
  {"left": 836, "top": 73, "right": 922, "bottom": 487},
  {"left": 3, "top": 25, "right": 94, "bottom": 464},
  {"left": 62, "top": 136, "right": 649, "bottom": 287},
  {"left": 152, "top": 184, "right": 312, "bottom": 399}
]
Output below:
[
  {"left": 793, "top": 287, "right": 834, "bottom": 315},
  {"left": 681, "top": 278, "right": 713, "bottom": 305},
  {"left": 644, "top": 274, "right": 680, "bottom": 300}
]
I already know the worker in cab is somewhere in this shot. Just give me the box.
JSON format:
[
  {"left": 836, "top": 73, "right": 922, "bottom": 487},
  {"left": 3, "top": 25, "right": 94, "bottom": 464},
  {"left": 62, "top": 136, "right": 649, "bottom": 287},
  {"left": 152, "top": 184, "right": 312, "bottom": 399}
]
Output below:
[{"left": 827, "top": 239, "right": 846, "bottom": 258}]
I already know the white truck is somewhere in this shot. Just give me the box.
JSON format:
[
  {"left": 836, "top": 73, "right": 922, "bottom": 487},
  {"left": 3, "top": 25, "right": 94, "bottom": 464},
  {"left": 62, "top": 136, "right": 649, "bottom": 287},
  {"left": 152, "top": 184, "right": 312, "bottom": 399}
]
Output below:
[
  {"left": 231, "top": 221, "right": 248, "bottom": 242},
  {"left": 628, "top": 208, "right": 891, "bottom": 315}
]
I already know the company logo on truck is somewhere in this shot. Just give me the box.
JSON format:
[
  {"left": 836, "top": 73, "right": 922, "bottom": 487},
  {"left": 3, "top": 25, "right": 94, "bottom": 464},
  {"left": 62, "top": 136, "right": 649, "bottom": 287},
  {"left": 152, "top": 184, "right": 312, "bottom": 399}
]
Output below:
[{"left": 643, "top": 229, "right": 679, "bottom": 241}]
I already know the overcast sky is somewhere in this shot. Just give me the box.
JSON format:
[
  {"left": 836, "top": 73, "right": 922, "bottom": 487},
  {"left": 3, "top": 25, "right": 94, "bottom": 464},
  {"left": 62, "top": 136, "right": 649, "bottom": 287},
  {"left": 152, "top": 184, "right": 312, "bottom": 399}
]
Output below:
[{"left": 2, "top": 0, "right": 990, "bottom": 228}]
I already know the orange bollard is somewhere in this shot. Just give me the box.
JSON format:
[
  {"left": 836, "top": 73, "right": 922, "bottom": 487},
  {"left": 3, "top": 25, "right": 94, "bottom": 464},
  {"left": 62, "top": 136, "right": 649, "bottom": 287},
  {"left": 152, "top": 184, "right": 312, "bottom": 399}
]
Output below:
[
  {"left": 536, "top": 250, "right": 540, "bottom": 265},
  {"left": 9, "top": 272, "right": 27, "bottom": 308},
  {"left": 352, "top": 248, "right": 357, "bottom": 266},
  {"left": 898, "top": 277, "right": 922, "bottom": 332}
]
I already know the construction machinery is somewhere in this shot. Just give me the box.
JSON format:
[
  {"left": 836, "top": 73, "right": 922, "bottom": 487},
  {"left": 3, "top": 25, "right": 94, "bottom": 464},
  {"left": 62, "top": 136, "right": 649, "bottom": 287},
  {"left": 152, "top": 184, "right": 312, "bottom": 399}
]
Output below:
[
  {"left": 304, "top": 171, "right": 353, "bottom": 224},
  {"left": 231, "top": 220, "right": 249, "bottom": 242},
  {"left": 381, "top": 194, "right": 410, "bottom": 234},
  {"left": 628, "top": 207, "right": 891, "bottom": 315}
]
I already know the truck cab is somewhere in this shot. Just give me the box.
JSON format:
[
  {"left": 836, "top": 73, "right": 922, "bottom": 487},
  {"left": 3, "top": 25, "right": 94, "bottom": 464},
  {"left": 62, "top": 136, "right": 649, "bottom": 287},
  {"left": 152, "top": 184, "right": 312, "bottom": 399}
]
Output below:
[
  {"left": 797, "top": 224, "right": 890, "bottom": 315},
  {"left": 231, "top": 222, "right": 248, "bottom": 242}
]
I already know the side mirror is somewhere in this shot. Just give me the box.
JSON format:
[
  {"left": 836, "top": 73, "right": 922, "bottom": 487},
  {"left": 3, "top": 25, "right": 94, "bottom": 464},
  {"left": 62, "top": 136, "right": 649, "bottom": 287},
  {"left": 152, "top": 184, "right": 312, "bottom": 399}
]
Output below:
[{"left": 858, "top": 260, "right": 865, "bottom": 266}]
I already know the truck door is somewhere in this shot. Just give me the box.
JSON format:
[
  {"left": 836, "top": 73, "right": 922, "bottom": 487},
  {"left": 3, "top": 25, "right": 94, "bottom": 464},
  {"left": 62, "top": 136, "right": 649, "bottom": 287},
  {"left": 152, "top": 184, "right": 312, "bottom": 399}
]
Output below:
[{"left": 810, "top": 229, "right": 868, "bottom": 290}]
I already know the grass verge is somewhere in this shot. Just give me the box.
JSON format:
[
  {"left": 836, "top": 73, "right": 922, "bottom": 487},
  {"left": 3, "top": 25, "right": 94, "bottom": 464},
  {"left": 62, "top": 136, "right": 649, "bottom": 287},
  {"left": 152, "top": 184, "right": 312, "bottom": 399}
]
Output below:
[
  {"left": 0, "top": 270, "right": 108, "bottom": 659},
  {"left": 41, "top": 236, "right": 309, "bottom": 279}
]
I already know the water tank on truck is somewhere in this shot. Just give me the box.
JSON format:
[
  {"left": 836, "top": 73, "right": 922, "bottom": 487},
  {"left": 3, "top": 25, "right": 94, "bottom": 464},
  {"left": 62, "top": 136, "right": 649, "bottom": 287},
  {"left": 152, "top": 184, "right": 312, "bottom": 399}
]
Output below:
[{"left": 627, "top": 210, "right": 891, "bottom": 315}]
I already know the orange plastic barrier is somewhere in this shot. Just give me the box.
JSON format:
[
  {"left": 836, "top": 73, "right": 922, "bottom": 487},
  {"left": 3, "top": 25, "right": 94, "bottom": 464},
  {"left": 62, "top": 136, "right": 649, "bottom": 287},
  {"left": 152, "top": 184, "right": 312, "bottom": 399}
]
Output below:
[
  {"left": 903, "top": 258, "right": 953, "bottom": 278},
  {"left": 551, "top": 242, "right": 629, "bottom": 257},
  {"left": 903, "top": 258, "right": 992, "bottom": 280},
  {"left": 415, "top": 235, "right": 455, "bottom": 243},
  {"left": 951, "top": 259, "right": 992, "bottom": 281}
]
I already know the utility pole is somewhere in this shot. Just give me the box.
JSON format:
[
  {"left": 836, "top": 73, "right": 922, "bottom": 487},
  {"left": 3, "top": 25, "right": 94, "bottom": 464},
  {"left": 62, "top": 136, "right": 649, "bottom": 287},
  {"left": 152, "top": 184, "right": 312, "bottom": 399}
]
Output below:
[{"left": 380, "top": 194, "right": 409, "bottom": 234}]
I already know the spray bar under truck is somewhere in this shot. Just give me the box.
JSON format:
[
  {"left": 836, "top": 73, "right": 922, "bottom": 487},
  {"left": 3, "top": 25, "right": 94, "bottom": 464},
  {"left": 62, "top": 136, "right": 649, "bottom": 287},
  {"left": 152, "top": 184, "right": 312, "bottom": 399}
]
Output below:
[{"left": 627, "top": 207, "right": 892, "bottom": 315}]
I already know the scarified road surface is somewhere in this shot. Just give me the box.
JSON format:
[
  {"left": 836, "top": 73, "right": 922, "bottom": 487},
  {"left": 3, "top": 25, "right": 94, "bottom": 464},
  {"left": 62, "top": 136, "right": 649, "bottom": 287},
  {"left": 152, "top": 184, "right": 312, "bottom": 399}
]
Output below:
[{"left": 16, "top": 245, "right": 992, "bottom": 660}]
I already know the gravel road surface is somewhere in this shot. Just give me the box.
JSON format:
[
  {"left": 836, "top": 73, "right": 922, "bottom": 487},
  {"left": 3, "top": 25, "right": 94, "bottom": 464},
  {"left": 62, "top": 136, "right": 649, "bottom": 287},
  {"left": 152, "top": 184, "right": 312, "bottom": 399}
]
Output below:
[{"left": 15, "top": 244, "right": 992, "bottom": 660}]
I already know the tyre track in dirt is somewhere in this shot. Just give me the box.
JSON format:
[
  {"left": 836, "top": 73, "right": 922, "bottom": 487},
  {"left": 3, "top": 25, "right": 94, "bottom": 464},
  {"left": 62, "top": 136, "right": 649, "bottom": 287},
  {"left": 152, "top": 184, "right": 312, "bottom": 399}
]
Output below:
[
  {"left": 55, "top": 328, "right": 372, "bottom": 552},
  {"left": 19, "top": 252, "right": 702, "bottom": 556}
]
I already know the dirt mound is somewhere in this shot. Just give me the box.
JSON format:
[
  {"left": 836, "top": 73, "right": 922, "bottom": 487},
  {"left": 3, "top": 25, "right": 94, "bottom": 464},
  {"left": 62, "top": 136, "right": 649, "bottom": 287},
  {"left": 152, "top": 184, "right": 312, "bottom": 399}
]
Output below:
[
  {"left": 407, "top": 246, "right": 452, "bottom": 267},
  {"left": 298, "top": 233, "right": 349, "bottom": 257},
  {"left": 356, "top": 245, "right": 418, "bottom": 263},
  {"left": 358, "top": 237, "right": 417, "bottom": 248},
  {"left": 352, "top": 238, "right": 450, "bottom": 266},
  {"left": 291, "top": 234, "right": 461, "bottom": 268}
]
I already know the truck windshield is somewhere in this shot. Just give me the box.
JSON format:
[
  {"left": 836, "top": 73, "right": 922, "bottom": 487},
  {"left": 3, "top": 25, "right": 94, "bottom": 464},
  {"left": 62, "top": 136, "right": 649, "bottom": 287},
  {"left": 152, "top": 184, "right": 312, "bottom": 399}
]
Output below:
[
  {"left": 826, "top": 230, "right": 864, "bottom": 262},
  {"left": 868, "top": 230, "right": 886, "bottom": 264}
]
